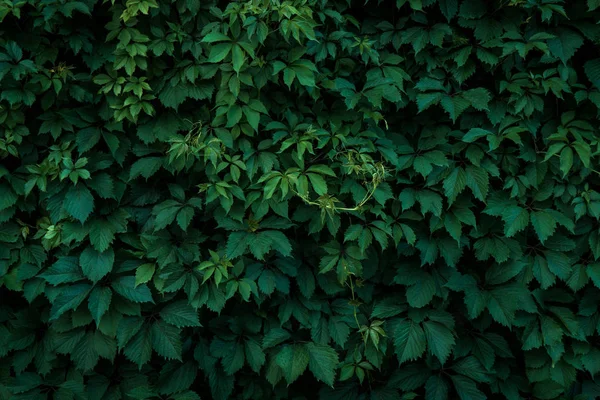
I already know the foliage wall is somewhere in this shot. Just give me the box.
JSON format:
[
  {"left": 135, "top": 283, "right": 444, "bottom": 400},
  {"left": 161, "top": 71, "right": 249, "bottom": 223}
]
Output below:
[{"left": 2, "top": 0, "right": 600, "bottom": 399}]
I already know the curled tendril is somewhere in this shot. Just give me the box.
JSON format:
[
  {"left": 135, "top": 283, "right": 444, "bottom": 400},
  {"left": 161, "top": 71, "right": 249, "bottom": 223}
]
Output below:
[{"left": 293, "top": 155, "right": 389, "bottom": 221}]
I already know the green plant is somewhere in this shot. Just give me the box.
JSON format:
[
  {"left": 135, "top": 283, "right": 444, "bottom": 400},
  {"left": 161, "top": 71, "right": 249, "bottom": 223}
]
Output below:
[{"left": 2, "top": 0, "right": 600, "bottom": 399}]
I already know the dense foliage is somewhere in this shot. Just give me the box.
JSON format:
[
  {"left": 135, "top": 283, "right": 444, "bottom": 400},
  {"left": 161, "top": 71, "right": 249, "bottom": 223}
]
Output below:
[{"left": 4, "top": 0, "right": 600, "bottom": 399}]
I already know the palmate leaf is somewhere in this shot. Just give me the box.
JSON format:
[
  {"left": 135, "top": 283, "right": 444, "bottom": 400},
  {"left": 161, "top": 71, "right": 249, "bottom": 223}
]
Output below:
[{"left": 4, "top": 0, "right": 600, "bottom": 397}]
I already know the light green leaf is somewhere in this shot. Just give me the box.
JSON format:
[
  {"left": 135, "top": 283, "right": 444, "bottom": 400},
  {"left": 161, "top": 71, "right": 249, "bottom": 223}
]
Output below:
[{"left": 135, "top": 263, "right": 155, "bottom": 287}]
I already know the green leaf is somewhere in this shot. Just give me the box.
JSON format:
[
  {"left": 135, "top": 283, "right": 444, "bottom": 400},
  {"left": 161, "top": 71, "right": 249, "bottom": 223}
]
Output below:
[
  {"left": 112, "top": 276, "right": 154, "bottom": 303},
  {"left": 450, "top": 375, "right": 486, "bottom": 400},
  {"left": 585, "top": 58, "right": 600, "bottom": 89},
  {"left": 50, "top": 283, "right": 92, "bottom": 320},
  {"left": 208, "top": 43, "right": 233, "bottom": 63},
  {"left": 225, "top": 231, "right": 251, "bottom": 259},
  {"left": 275, "top": 344, "right": 309, "bottom": 384},
  {"left": 0, "top": 184, "right": 18, "bottom": 211},
  {"left": 232, "top": 44, "right": 245, "bottom": 72},
  {"left": 559, "top": 146, "right": 573, "bottom": 177},
  {"left": 88, "top": 286, "right": 112, "bottom": 326},
  {"left": 153, "top": 200, "right": 182, "bottom": 230},
  {"left": 151, "top": 320, "right": 182, "bottom": 360},
  {"left": 130, "top": 157, "right": 163, "bottom": 180},
  {"left": 394, "top": 319, "right": 426, "bottom": 364},
  {"left": 40, "top": 256, "right": 84, "bottom": 285},
  {"left": 64, "top": 184, "right": 95, "bottom": 223},
  {"left": 262, "top": 328, "right": 291, "bottom": 349},
  {"left": 244, "top": 338, "right": 266, "bottom": 373},
  {"left": 465, "top": 166, "right": 489, "bottom": 202},
  {"left": 425, "top": 375, "right": 449, "bottom": 400},
  {"left": 406, "top": 273, "right": 436, "bottom": 308},
  {"left": 306, "top": 343, "right": 339, "bottom": 387},
  {"left": 423, "top": 321, "right": 455, "bottom": 365},
  {"left": 548, "top": 29, "right": 584, "bottom": 64},
  {"left": 201, "top": 32, "right": 231, "bottom": 43},
  {"left": 531, "top": 211, "right": 556, "bottom": 243},
  {"left": 441, "top": 95, "right": 470, "bottom": 122},
  {"left": 308, "top": 173, "right": 328, "bottom": 195},
  {"left": 438, "top": 0, "right": 458, "bottom": 20},
  {"left": 502, "top": 207, "right": 529, "bottom": 237},
  {"left": 88, "top": 219, "right": 115, "bottom": 252},
  {"left": 135, "top": 263, "right": 155, "bottom": 287},
  {"left": 80, "top": 246, "right": 114, "bottom": 283},
  {"left": 159, "top": 301, "right": 201, "bottom": 328},
  {"left": 443, "top": 167, "right": 466, "bottom": 205}
]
